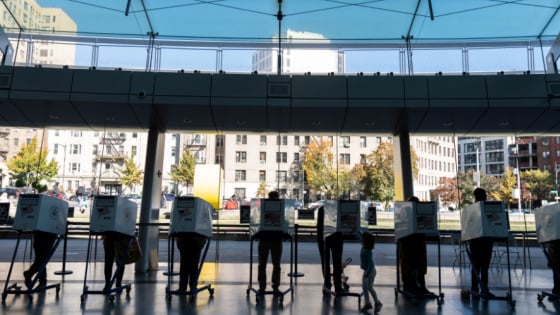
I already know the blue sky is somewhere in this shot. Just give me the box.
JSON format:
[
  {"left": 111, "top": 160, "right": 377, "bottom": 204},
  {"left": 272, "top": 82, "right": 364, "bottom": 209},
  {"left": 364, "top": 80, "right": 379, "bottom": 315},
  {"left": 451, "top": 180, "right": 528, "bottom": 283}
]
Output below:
[{"left": 37, "top": 1, "right": 560, "bottom": 42}]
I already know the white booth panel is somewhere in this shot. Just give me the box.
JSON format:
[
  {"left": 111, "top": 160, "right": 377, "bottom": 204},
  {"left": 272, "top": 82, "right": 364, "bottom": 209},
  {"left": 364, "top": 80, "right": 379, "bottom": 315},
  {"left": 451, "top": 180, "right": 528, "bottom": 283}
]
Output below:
[
  {"left": 323, "top": 200, "right": 368, "bottom": 239},
  {"left": 13, "top": 194, "right": 68, "bottom": 235},
  {"left": 169, "top": 196, "right": 213, "bottom": 237},
  {"left": 394, "top": 201, "right": 438, "bottom": 240},
  {"left": 461, "top": 201, "right": 508, "bottom": 241},
  {"left": 250, "top": 198, "right": 295, "bottom": 236},
  {"left": 90, "top": 196, "right": 138, "bottom": 236},
  {"left": 535, "top": 203, "right": 560, "bottom": 243}
]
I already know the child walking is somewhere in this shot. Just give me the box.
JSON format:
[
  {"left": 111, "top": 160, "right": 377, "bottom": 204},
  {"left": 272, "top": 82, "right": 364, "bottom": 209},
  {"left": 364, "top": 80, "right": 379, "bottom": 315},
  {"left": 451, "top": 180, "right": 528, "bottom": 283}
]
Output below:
[{"left": 360, "top": 232, "right": 382, "bottom": 313}]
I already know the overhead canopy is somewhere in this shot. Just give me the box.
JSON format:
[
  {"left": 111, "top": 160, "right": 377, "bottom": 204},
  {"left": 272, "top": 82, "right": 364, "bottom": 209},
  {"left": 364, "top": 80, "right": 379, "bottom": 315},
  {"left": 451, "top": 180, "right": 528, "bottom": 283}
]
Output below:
[{"left": 4, "top": 1, "right": 559, "bottom": 43}]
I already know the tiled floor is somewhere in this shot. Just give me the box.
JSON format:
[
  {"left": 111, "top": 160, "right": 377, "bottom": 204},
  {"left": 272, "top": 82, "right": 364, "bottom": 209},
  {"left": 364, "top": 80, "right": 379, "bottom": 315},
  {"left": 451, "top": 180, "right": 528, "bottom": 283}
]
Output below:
[{"left": 0, "top": 239, "right": 558, "bottom": 315}]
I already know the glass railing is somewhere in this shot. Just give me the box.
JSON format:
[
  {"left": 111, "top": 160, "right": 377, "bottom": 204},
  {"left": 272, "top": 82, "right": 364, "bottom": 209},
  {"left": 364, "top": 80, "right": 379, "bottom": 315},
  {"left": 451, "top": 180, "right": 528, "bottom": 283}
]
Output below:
[{"left": 4, "top": 32, "right": 553, "bottom": 75}]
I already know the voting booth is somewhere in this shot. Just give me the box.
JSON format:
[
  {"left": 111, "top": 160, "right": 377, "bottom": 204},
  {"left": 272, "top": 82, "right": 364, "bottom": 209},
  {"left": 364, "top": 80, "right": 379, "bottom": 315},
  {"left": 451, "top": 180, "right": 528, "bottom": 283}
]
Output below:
[
  {"left": 13, "top": 194, "right": 68, "bottom": 235},
  {"left": 322, "top": 200, "right": 368, "bottom": 239},
  {"left": 461, "top": 201, "right": 508, "bottom": 241},
  {"left": 394, "top": 201, "right": 438, "bottom": 240},
  {"left": 534, "top": 203, "right": 560, "bottom": 243},
  {"left": 166, "top": 196, "right": 215, "bottom": 300},
  {"left": 3, "top": 194, "right": 67, "bottom": 300},
  {"left": 534, "top": 203, "right": 560, "bottom": 303},
  {"left": 169, "top": 196, "right": 213, "bottom": 237},
  {"left": 90, "top": 195, "right": 138, "bottom": 236},
  {"left": 249, "top": 198, "right": 296, "bottom": 237}
]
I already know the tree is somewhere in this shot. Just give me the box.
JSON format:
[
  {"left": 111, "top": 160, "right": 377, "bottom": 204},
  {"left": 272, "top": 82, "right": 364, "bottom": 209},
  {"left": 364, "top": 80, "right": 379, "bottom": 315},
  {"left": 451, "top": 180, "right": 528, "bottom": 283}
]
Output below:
[
  {"left": 358, "top": 141, "right": 419, "bottom": 208},
  {"left": 116, "top": 156, "right": 144, "bottom": 194},
  {"left": 435, "top": 170, "right": 499, "bottom": 209},
  {"left": 256, "top": 181, "right": 268, "bottom": 198},
  {"left": 302, "top": 138, "right": 348, "bottom": 199},
  {"left": 432, "top": 177, "right": 459, "bottom": 209},
  {"left": 489, "top": 167, "right": 517, "bottom": 208},
  {"left": 521, "top": 169, "right": 553, "bottom": 201},
  {"left": 170, "top": 149, "right": 196, "bottom": 192},
  {"left": 6, "top": 137, "right": 58, "bottom": 190}
]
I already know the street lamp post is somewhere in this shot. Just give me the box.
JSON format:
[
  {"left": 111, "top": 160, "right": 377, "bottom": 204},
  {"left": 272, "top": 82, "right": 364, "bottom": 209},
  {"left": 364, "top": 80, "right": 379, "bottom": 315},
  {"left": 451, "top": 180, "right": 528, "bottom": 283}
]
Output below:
[
  {"left": 474, "top": 140, "right": 481, "bottom": 187},
  {"left": 58, "top": 143, "right": 67, "bottom": 192}
]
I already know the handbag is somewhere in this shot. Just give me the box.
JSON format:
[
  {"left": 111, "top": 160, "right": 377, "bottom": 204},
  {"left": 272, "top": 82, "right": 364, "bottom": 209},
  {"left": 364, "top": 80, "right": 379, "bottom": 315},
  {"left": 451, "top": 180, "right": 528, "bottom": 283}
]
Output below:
[{"left": 125, "top": 237, "right": 142, "bottom": 264}]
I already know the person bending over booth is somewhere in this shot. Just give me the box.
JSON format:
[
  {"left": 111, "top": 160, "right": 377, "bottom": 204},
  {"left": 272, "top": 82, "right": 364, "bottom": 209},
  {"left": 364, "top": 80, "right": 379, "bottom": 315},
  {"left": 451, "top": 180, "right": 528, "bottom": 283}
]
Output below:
[
  {"left": 176, "top": 234, "right": 207, "bottom": 292},
  {"left": 23, "top": 230, "right": 57, "bottom": 289}
]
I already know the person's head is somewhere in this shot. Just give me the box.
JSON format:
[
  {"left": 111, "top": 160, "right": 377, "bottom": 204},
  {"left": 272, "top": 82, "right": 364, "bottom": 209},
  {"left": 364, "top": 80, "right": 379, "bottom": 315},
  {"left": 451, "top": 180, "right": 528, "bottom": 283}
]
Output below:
[
  {"left": 407, "top": 196, "right": 420, "bottom": 202},
  {"left": 230, "top": 194, "right": 236, "bottom": 200},
  {"left": 473, "top": 187, "right": 487, "bottom": 202},
  {"left": 361, "top": 232, "right": 376, "bottom": 250},
  {"left": 268, "top": 190, "right": 279, "bottom": 199}
]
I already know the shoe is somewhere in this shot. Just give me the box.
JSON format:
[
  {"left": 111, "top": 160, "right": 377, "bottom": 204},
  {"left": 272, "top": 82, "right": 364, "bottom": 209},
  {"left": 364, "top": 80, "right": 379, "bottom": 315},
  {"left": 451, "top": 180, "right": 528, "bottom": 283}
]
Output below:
[
  {"left": 484, "top": 292, "right": 496, "bottom": 298},
  {"left": 548, "top": 295, "right": 560, "bottom": 302},
  {"left": 322, "top": 285, "right": 332, "bottom": 294},
  {"left": 360, "top": 303, "right": 373, "bottom": 312},
  {"left": 102, "top": 284, "right": 111, "bottom": 293},
  {"left": 471, "top": 290, "right": 480, "bottom": 299},
  {"left": 419, "top": 287, "right": 434, "bottom": 295},
  {"left": 374, "top": 302, "right": 383, "bottom": 313},
  {"left": 23, "top": 271, "right": 32, "bottom": 289}
]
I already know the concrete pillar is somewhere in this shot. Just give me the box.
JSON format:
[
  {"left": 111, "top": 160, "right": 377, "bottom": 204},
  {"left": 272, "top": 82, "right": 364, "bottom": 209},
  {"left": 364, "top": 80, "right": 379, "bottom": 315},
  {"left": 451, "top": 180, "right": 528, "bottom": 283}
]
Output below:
[
  {"left": 393, "top": 130, "right": 414, "bottom": 201},
  {"left": 135, "top": 126, "right": 165, "bottom": 272}
]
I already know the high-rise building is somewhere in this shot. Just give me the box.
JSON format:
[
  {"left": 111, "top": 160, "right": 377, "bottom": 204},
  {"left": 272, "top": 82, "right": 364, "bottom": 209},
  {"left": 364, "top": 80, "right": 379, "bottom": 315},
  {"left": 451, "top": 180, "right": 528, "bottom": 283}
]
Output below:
[{"left": 457, "top": 136, "right": 516, "bottom": 180}]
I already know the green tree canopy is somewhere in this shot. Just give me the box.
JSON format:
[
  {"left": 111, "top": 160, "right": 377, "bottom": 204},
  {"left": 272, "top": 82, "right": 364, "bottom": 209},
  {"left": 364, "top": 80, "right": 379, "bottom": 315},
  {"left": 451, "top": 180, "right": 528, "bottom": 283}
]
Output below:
[
  {"left": 116, "top": 156, "right": 144, "bottom": 193},
  {"left": 170, "top": 149, "right": 196, "bottom": 189},
  {"left": 6, "top": 137, "right": 58, "bottom": 190},
  {"left": 489, "top": 167, "right": 518, "bottom": 208},
  {"left": 358, "top": 141, "right": 419, "bottom": 208},
  {"left": 434, "top": 170, "right": 499, "bottom": 208},
  {"left": 521, "top": 169, "right": 553, "bottom": 201},
  {"left": 302, "top": 138, "right": 348, "bottom": 199}
]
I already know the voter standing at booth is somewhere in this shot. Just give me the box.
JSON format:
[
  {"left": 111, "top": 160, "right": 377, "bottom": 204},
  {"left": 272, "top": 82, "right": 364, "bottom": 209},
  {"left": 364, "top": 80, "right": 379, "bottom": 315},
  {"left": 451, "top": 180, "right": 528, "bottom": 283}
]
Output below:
[
  {"left": 257, "top": 191, "right": 283, "bottom": 294},
  {"left": 3, "top": 194, "right": 67, "bottom": 302},
  {"left": 247, "top": 191, "right": 295, "bottom": 305},
  {"left": 321, "top": 199, "right": 368, "bottom": 297},
  {"left": 534, "top": 202, "right": 560, "bottom": 302},
  {"left": 81, "top": 196, "right": 138, "bottom": 302},
  {"left": 397, "top": 196, "right": 432, "bottom": 295},
  {"left": 460, "top": 187, "right": 514, "bottom": 306},
  {"left": 467, "top": 188, "right": 495, "bottom": 298},
  {"left": 167, "top": 196, "right": 214, "bottom": 298}
]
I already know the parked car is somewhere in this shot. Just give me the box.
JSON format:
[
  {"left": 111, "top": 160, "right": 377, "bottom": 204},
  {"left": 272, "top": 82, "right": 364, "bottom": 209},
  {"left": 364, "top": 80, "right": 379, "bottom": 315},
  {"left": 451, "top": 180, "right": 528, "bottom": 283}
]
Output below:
[
  {"left": 125, "top": 194, "right": 142, "bottom": 203},
  {"left": 0, "top": 187, "right": 20, "bottom": 199},
  {"left": 163, "top": 193, "right": 175, "bottom": 202}
]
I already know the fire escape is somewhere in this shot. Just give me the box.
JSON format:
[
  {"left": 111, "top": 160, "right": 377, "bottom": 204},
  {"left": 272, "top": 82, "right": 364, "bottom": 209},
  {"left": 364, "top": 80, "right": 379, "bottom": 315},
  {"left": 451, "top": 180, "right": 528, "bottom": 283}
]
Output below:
[
  {"left": 94, "top": 132, "right": 127, "bottom": 195},
  {"left": 184, "top": 134, "right": 207, "bottom": 164}
]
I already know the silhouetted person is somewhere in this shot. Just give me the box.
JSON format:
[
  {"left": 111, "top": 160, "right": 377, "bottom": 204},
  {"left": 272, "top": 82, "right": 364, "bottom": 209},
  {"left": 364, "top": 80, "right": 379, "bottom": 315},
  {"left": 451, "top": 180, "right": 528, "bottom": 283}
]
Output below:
[
  {"left": 102, "top": 231, "right": 129, "bottom": 292},
  {"left": 257, "top": 191, "right": 283, "bottom": 294},
  {"left": 398, "top": 196, "right": 432, "bottom": 295},
  {"left": 468, "top": 187, "right": 495, "bottom": 298},
  {"left": 318, "top": 201, "right": 345, "bottom": 293},
  {"left": 176, "top": 234, "right": 207, "bottom": 292},
  {"left": 23, "top": 231, "right": 57, "bottom": 289}
]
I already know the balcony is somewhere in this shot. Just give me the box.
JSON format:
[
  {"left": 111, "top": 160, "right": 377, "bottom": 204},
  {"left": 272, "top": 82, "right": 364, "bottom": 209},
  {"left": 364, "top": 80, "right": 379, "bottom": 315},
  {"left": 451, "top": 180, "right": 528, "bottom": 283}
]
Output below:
[
  {"left": 94, "top": 150, "right": 127, "bottom": 160},
  {"left": 185, "top": 135, "right": 207, "bottom": 147}
]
